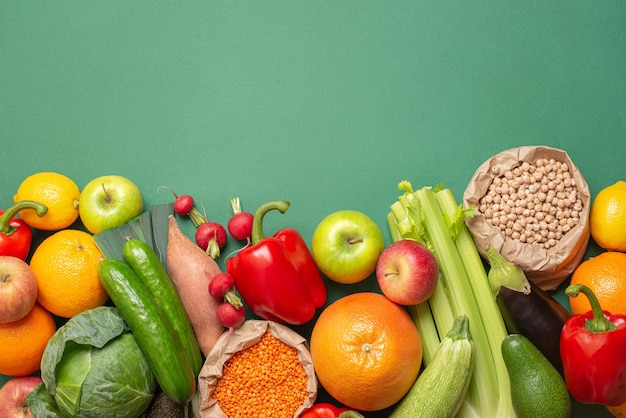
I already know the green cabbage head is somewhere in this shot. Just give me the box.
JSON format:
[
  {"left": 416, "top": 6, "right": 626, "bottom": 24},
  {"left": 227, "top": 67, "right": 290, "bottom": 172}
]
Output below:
[{"left": 27, "top": 306, "right": 155, "bottom": 417}]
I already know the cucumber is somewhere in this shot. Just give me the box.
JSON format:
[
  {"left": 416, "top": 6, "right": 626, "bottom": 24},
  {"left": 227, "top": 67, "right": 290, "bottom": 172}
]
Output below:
[
  {"left": 390, "top": 315, "right": 474, "bottom": 418},
  {"left": 501, "top": 334, "right": 571, "bottom": 418},
  {"left": 122, "top": 238, "right": 203, "bottom": 375},
  {"left": 98, "top": 258, "right": 196, "bottom": 404}
]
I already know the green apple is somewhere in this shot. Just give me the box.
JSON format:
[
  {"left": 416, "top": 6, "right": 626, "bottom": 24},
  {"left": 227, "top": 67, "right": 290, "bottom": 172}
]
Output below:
[
  {"left": 311, "top": 209, "right": 385, "bottom": 284},
  {"left": 79, "top": 175, "right": 143, "bottom": 234}
]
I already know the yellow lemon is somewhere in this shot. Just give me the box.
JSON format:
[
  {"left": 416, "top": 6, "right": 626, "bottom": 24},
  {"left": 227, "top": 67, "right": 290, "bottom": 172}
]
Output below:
[
  {"left": 13, "top": 172, "right": 80, "bottom": 230},
  {"left": 590, "top": 180, "right": 626, "bottom": 252}
]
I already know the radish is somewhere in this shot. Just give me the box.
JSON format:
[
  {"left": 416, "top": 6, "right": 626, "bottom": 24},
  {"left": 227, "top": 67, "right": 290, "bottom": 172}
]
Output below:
[
  {"left": 195, "top": 221, "right": 228, "bottom": 258},
  {"left": 157, "top": 186, "right": 195, "bottom": 216},
  {"left": 159, "top": 187, "right": 228, "bottom": 258},
  {"left": 208, "top": 272, "right": 236, "bottom": 299},
  {"left": 227, "top": 197, "right": 254, "bottom": 242},
  {"left": 173, "top": 194, "right": 195, "bottom": 216},
  {"left": 209, "top": 272, "right": 247, "bottom": 331},
  {"left": 217, "top": 301, "right": 246, "bottom": 331}
]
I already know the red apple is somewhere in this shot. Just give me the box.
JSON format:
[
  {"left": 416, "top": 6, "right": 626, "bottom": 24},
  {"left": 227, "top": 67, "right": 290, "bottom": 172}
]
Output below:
[
  {"left": 0, "top": 375, "right": 43, "bottom": 418},
  {"left": 0, "top": 256, "right": 38, "bottom": 323},
  {"left": 376, "top": 239, "right": 439, "bottom": 305}
]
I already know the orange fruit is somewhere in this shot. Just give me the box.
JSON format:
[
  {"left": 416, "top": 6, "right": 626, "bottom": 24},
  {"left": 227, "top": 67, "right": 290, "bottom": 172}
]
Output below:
[
  {"left": 568, "top": 251, "right": 626, "bottom": 316},
  {"left": 0, "top": 304, "right": 57, "bottom": 376},
  {"left": 309, "top": 292, "right": 422, "bottom": 411},
  {"left": 13, "top": 172, "right": 80, "bottom": 230},
  {"left": 608, "top": 402, "right": 626, "bottom": 417},
  {"left": 590, "top": 180, "right": 626, "bottom": 252},
  {"left": 29, "top": 229, "right": 108, "bottom": 318}
]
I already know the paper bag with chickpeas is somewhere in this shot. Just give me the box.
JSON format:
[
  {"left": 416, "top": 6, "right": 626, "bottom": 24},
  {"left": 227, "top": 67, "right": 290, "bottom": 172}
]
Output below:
[{"left": 463, "top": 145, "right": 591, "bottom": 291}]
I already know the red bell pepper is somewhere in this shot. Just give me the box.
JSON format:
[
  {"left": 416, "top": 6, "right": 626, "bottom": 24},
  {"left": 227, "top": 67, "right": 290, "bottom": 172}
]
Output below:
[
  {"left": 560, "top": 283, "right": 626, "bottom": 406},
  {"left": 225, "top": 200, "right": 326, "bottom": 325},
  {"left": 0, "top": 200, "right": 48, "bottom": 260},
  {"left": 300, "top": 403, "right": 364, "bottom": 418}
]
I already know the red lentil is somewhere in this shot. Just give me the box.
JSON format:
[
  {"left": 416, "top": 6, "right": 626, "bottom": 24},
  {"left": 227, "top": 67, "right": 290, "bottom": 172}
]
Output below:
[{"left": 212, "top": 330, "right": 309, "bottom": 418}]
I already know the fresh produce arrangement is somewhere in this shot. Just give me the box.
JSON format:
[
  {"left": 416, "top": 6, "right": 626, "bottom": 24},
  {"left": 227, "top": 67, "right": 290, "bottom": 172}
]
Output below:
[{"left": 1, "top": 145, "right": 625, "bottom": 418}]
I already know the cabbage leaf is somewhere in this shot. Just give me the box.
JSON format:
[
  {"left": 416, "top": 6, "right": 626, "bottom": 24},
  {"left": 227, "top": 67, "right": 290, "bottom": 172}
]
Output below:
[{"left": 28, "top": 306, "right": 155, "bottom": 418}]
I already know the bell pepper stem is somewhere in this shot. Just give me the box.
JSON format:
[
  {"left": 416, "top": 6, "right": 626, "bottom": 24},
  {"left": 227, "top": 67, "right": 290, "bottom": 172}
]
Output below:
[
  {"left": 566, "top": 283, "right": 616, "bottom": 333},
  {"left": 251, "top": 200, "right": 290, "bottom": 245},
  {"left": 0, "top": 200, "right": 48, "bottom": 234}
]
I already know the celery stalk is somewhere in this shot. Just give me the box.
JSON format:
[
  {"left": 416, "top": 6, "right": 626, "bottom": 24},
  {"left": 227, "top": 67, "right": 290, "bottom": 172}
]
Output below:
[
  {"left": 414, "top": 187, "right": 496, "bottom": 417},
  {"left": 388, "top": 212, "right": 440, "bottom": 362},
  {"left": 435, "top": 188, "right": 515, "bottom": 417},
  {"left": 388, "top": 203, "right": 456, "bottom": 360},
  {"left": 386, "top": 212, "right": 404, "bottom": 243},
  {"left": 388, "top": 182, "right": 516, "bottom": 418},
  {"left": 406, "top": 302, "right": 440, "bottom": 363}
]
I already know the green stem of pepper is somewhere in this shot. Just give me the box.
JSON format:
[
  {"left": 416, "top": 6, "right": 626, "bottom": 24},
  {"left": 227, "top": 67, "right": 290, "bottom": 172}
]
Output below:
[
  {"left": 251, "top": 200, "right": 290, "bottom": 245},
  {"left": 565, "top": 283, "right": 616, "bottom": 333},
  {"left": 0, "top": 200, "right": 48, "bottom": 234}
]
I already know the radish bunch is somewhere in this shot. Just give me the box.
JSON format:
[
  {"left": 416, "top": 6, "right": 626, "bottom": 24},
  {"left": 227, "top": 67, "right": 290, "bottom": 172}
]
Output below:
[
  {"left": 208, "top": 272, "right": 246, "bottom": 331},
  {"left": 160, "top": 186, "right": 228, "bottom": 258}
]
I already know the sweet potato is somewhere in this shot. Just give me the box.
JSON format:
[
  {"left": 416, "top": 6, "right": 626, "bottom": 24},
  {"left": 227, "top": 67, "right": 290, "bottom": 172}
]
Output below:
[{"left": 166, "top": 215, "right": 225, "bottom": 357}]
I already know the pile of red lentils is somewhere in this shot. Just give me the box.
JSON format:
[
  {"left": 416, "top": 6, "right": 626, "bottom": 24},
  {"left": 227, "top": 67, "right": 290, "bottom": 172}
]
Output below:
[
  {"left": 212, "top": 330, "right": 309, "bottom": 418},
  {"left": 477, "top": 158, "right": 584, "bottom": 249}
]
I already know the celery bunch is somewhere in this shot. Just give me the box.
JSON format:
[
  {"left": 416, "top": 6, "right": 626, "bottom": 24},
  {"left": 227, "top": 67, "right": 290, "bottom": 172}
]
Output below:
[{"left": 387, "top": 181, "right": 515, "bottom": 418}]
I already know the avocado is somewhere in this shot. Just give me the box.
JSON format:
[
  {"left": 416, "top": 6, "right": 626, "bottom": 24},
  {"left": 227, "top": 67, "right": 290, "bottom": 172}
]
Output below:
[{"left": 501, "top": 334, "right": 571, "bottom": 418}]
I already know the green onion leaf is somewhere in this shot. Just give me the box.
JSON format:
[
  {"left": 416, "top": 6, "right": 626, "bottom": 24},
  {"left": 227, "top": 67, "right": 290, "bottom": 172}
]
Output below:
[{"left": 93, "top": 203, "right": 174, "bottom": 268}]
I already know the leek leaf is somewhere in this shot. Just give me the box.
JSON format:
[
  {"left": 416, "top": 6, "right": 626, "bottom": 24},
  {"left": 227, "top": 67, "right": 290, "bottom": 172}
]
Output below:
[{"left": 93, "top": 203, "right": 173, "bottom": 268}]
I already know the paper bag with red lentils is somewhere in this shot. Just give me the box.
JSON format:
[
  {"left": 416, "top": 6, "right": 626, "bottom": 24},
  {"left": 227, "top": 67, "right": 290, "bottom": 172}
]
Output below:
[
  {"left": 463, "top": 145, "right": 591, "bottom": 290},
  {"left": 198, "top": 320, "right": 317, "bottom": 418}
]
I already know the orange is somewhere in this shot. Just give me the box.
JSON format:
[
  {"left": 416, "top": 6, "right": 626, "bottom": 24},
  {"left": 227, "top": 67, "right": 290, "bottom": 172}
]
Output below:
[
  {"left": 0, "top": 303, "right": 56, "bottom": 376},
  {"left": 29, "top": 229, "right": 108, "bottom": 318},
  {"left": 608, "top": 402, "right": 626, "bottom": 417},
  {"left": 309, "top": 292, "right": 422, "bottom": 412},
  {"left": 568, "top": 251, "right": 626, "bottom": 316},
  {"left": 590, "top": 180, "right": 626, "bottom": 252},
  {"left": 13, "top": 171, "right": 81, "bottom": 230}
]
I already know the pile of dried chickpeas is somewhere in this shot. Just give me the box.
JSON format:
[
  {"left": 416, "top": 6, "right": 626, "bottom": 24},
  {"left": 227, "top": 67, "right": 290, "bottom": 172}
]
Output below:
[{"left": 476, "top": 158, "right": 584, "bottom": 249}]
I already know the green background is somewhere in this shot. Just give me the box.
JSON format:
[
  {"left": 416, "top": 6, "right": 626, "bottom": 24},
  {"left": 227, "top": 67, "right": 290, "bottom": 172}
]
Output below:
[{"left": 1, "top": 1, "right": 625, "bottom": 416}]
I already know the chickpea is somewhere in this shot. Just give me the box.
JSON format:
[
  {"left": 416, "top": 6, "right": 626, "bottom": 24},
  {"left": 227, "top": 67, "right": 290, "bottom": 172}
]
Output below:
[{"left": 475, "top": 158, "right": 582, "bottom": 249}]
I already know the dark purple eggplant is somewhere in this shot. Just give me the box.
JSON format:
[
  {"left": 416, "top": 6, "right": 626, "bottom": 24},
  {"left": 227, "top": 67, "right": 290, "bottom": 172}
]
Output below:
[
  {"left": 496, "top": 280, "right": 571, "bottom": 375},
  {"left": 485, "top": 245, "right": 571, "bottom": 375}
]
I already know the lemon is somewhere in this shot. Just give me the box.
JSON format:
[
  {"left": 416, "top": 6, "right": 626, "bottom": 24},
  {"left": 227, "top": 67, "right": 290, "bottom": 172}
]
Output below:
[
  {"left": 13, "top": 172, "right": 81, "bottom": 230},
  {"left": 590, "top": 180, "right": 626, "bottom": 252}
]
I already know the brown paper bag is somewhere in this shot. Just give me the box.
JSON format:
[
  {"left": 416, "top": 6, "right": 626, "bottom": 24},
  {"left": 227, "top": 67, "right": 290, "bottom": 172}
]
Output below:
[
  {"left": 463, "top": 145, "right": 590, "bottom": 290},
  {"left": 197, "top": 320, "right": 317, "bottom": 418}
]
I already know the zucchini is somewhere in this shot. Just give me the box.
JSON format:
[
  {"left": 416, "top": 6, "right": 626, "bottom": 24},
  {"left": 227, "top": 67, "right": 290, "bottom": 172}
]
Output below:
[
  {"left": 122, "top": 238, "right": 204, "bottom": 375},
  {"left": 390, "top": 315, "right": 474, "bottom": 418},
  {"left": 98, "top": 258, "right": 196, "bottom": 404}
]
